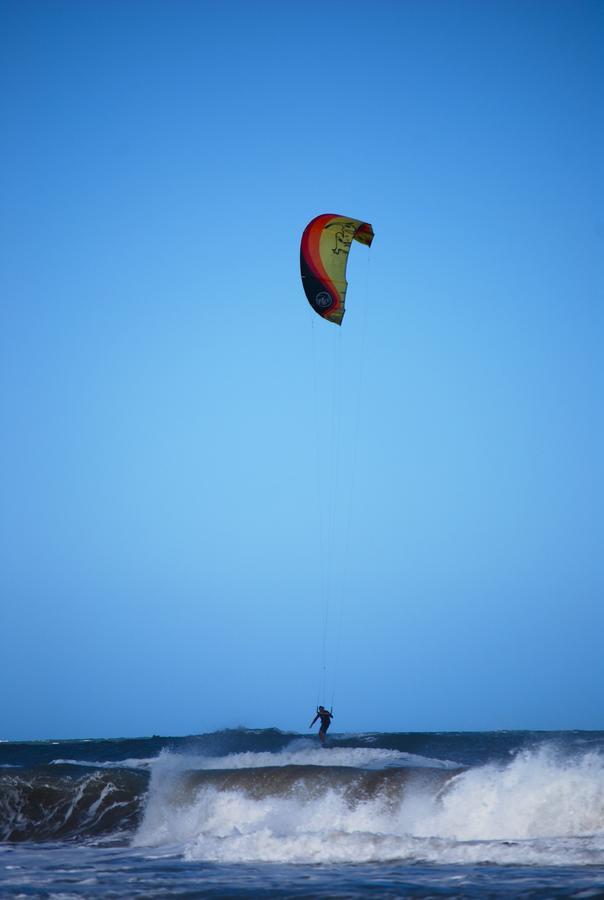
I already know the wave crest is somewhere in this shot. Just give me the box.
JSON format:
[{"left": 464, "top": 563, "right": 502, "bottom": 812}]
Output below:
[{"left": 133, "top": 745, "right": 604, "bottom": 866}]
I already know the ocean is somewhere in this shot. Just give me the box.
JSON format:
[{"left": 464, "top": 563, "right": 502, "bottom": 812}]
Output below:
[{"left": 1, "top": 729, "right": 604, "bottom": 898}]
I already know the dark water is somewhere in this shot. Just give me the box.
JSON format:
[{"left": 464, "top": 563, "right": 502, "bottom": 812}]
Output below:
[{"left": 1, "top": 729, "right": 604, "bottom": 897}]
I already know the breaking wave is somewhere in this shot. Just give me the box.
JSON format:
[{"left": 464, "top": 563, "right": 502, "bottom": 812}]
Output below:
[
  {"left": 3, "top": 732, "right": 604, "bottom": 868},
  {"left": 147, "top": 741, "right": 460, "bottom": 772},
  {"left": 133, "top": 744, "right": 604, "bottom": 866}
]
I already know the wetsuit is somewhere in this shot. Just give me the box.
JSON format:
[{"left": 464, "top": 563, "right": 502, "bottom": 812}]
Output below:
[
  {"left": 311, "top": 708, "right": 333, "bottom": 738},
  {"left": 319, "top": 710, "right": 332, "bottom": 736}
]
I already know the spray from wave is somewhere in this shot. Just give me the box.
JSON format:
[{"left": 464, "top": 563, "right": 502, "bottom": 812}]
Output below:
[{"left": 133, "top": 743, "right": 604, "bottom": 866}]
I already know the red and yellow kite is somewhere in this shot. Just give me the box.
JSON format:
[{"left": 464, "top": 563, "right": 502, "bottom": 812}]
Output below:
[{"left": 300, "top": 214, "right": 374, "bottom": 325}]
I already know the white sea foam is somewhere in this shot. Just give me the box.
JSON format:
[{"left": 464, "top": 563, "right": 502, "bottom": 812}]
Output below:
[
  {"left": 49, "top": 757, "right": 156, "bottom": 770},
  {"left": 412, "top": 745, "right": 604, "bottom": 841},
  {"left": 133, "top": 745, "right": 604, "bottom": 866},
  {"left": 147, "top": 742, "right": 457, "bottom": 772}
]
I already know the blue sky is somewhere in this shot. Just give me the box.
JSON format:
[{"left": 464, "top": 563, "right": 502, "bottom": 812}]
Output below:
[{"left": 1, "top": 0, "right": 602, "bottom": 740}]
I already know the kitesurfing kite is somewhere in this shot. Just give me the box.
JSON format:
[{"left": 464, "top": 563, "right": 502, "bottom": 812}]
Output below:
[{"left": 300, "top": 214, "right": 374, "bottom": 325}]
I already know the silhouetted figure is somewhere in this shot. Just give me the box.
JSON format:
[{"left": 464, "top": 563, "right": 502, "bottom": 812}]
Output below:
[{"left": 310, "top": 706, "right": 333, "bottom": 744}]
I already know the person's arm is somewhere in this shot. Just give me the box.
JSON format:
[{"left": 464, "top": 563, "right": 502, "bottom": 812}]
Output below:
[{"left": 309, "top": 713, "right": 319, "bottom": 728}]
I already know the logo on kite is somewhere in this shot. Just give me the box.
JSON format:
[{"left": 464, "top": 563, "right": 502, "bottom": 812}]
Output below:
[
  {"left": 300, "top": 214, "right": 374, "bottom": 325},
  {"left": 315, "top": 291, "right": 332, "bottom": 309}
]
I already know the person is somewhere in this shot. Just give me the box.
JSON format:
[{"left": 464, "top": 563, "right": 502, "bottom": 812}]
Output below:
[{"left": 309, "top": 705, "right": 333, "bottom": 744}]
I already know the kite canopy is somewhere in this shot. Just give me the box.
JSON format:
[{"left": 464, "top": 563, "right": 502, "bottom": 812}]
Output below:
[{"left": 300, "top": 214, "right": 374, "bottom": 325}]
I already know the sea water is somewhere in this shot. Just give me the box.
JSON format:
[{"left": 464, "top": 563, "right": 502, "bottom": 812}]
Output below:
[{"left": 1, "top": 729, "right": 604, "bottom": 897}]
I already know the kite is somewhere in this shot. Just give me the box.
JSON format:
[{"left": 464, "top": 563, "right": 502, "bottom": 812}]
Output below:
[{"left": 300, "top": 214, "right": 374, "bottom": 325}]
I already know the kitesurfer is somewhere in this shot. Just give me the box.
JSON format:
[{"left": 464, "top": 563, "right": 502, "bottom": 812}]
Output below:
[{"left": 310, "top": 706, "right": 333, "bottom": 744}]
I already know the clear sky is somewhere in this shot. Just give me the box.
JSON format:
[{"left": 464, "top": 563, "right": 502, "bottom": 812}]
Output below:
[{"left": 1, "top": 0, "right": 602, "bottom": 740}]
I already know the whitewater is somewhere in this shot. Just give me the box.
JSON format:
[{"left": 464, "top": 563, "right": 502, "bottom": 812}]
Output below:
[{"left": 1, "top": 729, "right": 604, "bottom": 897}]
